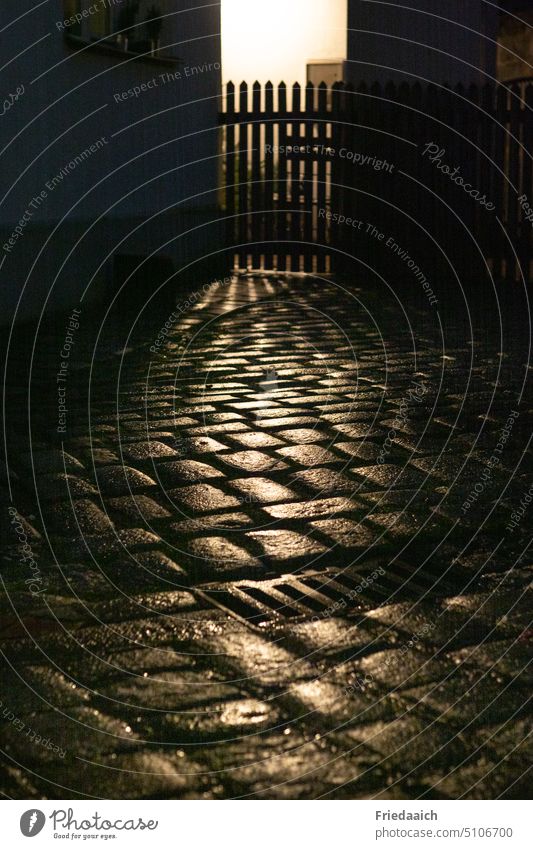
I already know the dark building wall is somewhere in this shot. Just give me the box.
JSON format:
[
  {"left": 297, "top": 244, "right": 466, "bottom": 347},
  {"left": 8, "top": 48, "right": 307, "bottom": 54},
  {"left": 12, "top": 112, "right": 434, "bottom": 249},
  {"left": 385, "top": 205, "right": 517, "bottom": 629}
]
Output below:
[
  {"left": 498, "top": 2, "right": 533, "bottom": 81},
  {"left": 0, "top": 0, "right": 222, "bottom": 322}
]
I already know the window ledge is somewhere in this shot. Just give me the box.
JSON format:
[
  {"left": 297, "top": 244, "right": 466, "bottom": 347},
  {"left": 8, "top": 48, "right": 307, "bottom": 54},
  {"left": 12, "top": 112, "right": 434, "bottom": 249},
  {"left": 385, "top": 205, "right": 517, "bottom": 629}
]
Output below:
[{"left": 64, "top": 33, "right": 181, "bottom": 67}]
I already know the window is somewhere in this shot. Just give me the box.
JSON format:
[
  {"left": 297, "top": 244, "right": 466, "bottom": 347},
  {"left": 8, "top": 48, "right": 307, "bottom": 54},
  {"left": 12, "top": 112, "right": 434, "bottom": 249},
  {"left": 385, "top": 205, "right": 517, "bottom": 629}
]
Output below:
[{"left": 63, "top": 0, "right": 82, "bottom": 37}]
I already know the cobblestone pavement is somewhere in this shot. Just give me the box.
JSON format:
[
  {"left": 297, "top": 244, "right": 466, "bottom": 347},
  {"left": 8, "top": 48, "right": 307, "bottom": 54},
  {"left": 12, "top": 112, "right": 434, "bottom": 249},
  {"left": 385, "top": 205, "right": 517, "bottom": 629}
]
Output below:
[{"left": 1, "top": 274, "right": 531, "bottom": 799}]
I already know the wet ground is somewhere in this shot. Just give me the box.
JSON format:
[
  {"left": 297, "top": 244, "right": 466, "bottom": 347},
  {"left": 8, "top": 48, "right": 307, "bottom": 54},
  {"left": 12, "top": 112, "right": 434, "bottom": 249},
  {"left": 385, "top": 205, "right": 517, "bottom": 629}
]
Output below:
[{"left": 0, "top": 274, "right": 531, "bottom": 799}]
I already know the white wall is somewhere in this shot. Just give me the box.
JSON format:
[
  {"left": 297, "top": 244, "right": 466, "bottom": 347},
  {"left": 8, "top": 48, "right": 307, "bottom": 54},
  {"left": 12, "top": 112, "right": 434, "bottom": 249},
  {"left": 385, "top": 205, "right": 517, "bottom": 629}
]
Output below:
[{"left": 222, "top": 0, "right": 347, "bottom": 86}]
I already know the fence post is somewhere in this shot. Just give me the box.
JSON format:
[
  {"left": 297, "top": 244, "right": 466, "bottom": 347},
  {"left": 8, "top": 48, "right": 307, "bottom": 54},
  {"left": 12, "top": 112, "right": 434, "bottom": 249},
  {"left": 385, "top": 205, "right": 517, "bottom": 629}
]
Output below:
[
  {"left": 520, "top": 83, "right": 533, "bottom": 284},
  {"left": 330, "top": 81, "right": 345, "bottom": 275},
  {"left": 316, "top": 81, "right": 329, "bottom": 273},
  {"left": 264, "top": 81, "right": 275, "bottom": 271},
  {"left": 277, "top": 82, "right": 288, "bottom": 271},
  {"left": 289, "top": 82, "right": 302, "bottom": 271},
  {"left": 303, "top": 81, "right": 315, "bottom": 271},
  {"left": 251, "top": 81, "right": 262, "bottom": 268}
]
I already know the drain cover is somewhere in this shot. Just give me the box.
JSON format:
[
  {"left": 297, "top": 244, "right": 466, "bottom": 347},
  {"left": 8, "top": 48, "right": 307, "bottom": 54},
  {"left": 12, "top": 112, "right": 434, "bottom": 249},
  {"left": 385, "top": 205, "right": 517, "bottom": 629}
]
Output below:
[{"left": 194, "top": 561, "right": 462, "bottom": 627}]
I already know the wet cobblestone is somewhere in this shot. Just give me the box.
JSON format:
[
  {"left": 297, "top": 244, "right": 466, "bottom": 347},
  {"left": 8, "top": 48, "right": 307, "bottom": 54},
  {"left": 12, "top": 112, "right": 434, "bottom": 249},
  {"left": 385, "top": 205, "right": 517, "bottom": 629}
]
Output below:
[{"left": 0, "top": 274, "right": 531, "bottom": 800}]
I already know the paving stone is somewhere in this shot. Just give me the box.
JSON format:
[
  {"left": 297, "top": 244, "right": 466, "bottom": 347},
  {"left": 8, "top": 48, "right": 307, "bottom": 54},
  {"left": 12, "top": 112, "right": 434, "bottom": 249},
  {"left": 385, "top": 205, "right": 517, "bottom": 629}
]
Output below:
[
  {"left": 276, "top": 444, "right": 340, "bottom": 466},
  {"left": 89, "top": 448, "right": 121, "bottom": 466},
  {"left": 276, "top": 427, "right": 327, "bottom": 444},
  {"left": 35, "top": 751, "right": 203, "bottom": 799},
  {"left": 219, "top": 451, "right": 289, "bottom": 473},
  {"left": 21, "top": 450, "right": 85, "bottom": 474},
  {"left": 95, "top": 465, "right": 157, "bottom": 495},
  {"left": 335, "top": 441, "right": 384, "bottom": 462},
  {"left": 168, "top": 484, "right": 241, "bottom": 512},
  {"left": 333, "top": 423, "right": 376, "bottom": 438},
  {"left": 163, "top": 697, "right": 278, "bottom": 742},
  {"left": 53, "top": 528, "right": 161, "bottom": 561},
  {"left": 264, "top": 496, "right": 358, "bottom": 520},
  {"left": 106, "top": 495, "right": 172, "bottom": 522},
  {"left": 122, "top": 441, "right": 179, "bottom": 461},
  {"left": 228, "top": 431, "right": 285, "bottom": 448},
  {"left": 205, "top": 412, "right": 246, "bottom": 423},
  {"left": 125, "top": 550, "right": 189, "bottom": 583},
  {"left": 1, "top": 511, "right": 42, "bottom": 542},
  {"left": 170, "top": 512, "right": 254, "bottom": 533},
  {"left": 174, "top": 436, "right": 228, "bottom": 454},
  {"left": 352, "top": 464, "right": 429, "bottom": 489},
  {"left": 177, "top": 405, "right": 217, "bottom": 414},
  {"left": 247, "top": 530, "right": 327, "bottom": 562},
  {"left": 311, "top": 518, "right": 377, "bottom": 550},
  {"left": 47, "top": 500, "right": 115, "bottom": 536},
  {"left": 38, "top": 474, "right": 98, "bottom": 501},
  {"left": 186, "top": 422, "right": 250, "bottom": 435},
  {"left": 156, "top": 460, "right": 224, "bottom": 484},
  {"left": 229, "top": 400, "right": 281, "bottom": 410},
  {"left": 1, "top": 706, "right": 139, "bottom": 763},
  {"left": 257, "top": 415, "right": 320, "bottom": 428},
  {"left": 187, "top": 537, "right": 262, "bottom": 575},
  {"left": 292, "top": 468, "right": 359, "bottom": 495}
]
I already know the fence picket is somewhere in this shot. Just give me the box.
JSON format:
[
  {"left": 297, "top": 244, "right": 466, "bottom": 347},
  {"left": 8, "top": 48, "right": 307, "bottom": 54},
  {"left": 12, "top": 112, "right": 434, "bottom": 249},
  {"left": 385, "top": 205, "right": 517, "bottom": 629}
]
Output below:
[
  {"left": 238, "top": 82, "right": 249, "bottom": 270},
  {"left": 289, "top": 82, "right": 302, "bottom": 271},
  {"left": 316, "top": 82, "right": 329, "bottom": 272},
  {"left": 277, "top": 82, "right": 288, "bottom": 271},
  {"left": 224, "top": 82, "right": 236, "bottom": 269},
  {"left": 251, "top": 81, "right": 262, "bottom": 266},
  {"left": 219, "top": 80, "right": 531, "bottom": 285},
  {"left": 303, "top": 82, "right": 315, "bottom": 270}
]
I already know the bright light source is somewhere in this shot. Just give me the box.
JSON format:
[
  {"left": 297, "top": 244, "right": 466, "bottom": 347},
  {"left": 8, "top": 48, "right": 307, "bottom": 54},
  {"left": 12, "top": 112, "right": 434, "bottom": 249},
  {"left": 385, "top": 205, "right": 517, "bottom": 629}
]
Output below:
[{"left": 222, "top": 0, "right": 347, "bottom": 85}]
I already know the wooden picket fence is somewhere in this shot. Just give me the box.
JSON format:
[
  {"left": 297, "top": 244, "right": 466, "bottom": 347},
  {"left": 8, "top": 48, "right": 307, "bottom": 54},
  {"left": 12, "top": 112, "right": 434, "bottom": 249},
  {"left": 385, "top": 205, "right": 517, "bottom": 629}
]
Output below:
[{"left": 219, "top": 80, "right": 533, "bottom": 285}]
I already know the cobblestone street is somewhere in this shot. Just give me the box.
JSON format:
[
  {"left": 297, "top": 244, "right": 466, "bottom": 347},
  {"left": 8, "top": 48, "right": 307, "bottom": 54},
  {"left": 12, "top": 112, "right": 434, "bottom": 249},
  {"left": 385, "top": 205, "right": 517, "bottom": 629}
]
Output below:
[{"left": 1, "top": 274, "right": 531, "bottom": 799}]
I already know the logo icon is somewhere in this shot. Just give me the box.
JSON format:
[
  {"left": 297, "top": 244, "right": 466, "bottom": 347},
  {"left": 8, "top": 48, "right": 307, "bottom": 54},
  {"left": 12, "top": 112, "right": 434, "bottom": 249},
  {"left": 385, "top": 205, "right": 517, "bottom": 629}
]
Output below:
[{"left": 20, "top": 810, "right": 46, "bottom": 837}]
